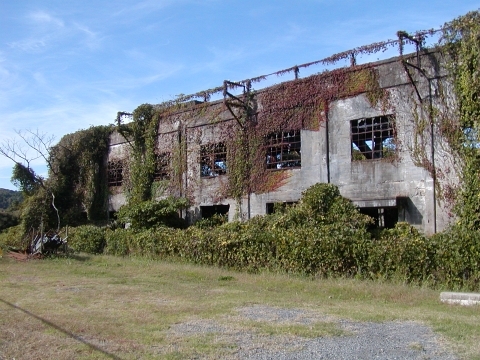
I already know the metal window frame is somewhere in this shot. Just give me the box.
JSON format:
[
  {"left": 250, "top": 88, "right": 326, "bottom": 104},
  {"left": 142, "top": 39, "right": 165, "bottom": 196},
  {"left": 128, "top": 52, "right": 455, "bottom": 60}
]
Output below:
[
  {"left": 351, "top": 115, "right": 396, "bottom": 161},
  {"left": 107, "top": 160, "right": 124, "bottom": 187},
  {"left": 200, "top": 142, "right": 227, "bottom": 177},
  {"left": 265, "top": 129, "right": 302, "bottom": 169}
]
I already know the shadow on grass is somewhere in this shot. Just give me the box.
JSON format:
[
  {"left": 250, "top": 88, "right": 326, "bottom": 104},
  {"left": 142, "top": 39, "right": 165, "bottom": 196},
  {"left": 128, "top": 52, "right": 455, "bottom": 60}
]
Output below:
[{"left": 0, "top": 298, "right": 121, "bottom": 359}]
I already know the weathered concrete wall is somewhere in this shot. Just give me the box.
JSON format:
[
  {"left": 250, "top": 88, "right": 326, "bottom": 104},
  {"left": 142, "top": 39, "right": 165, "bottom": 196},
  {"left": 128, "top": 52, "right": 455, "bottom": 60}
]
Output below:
[{"left": 106, "top": 50, "right": 455, "bottom": 234}]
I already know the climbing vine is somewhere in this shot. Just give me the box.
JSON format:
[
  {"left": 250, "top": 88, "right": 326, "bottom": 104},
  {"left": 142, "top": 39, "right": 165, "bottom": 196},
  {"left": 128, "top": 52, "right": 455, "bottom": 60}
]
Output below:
[
  {"left": 439, "top": 11, "right": 480, "bottom": 228},
  {"left": 117, "top": 104, "right": 160, "bottom": 204},
  {"left": 402, "top": 10, "right": 480, "bottom": 228},
  {"left": 48, "top": 125, "right": 112, "bottom": 224}
]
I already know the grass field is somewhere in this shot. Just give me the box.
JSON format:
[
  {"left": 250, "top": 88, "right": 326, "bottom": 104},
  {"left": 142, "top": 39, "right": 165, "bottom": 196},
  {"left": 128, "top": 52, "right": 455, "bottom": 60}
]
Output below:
[{"left": 0, "top": 254, "right": 479, "bottom": 359}]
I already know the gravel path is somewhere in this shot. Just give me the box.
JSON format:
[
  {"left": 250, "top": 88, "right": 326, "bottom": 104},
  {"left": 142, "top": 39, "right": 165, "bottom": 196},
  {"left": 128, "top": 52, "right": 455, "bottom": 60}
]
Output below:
[{"left": 168, "top": 305, "right": 458, "bottom": 360}]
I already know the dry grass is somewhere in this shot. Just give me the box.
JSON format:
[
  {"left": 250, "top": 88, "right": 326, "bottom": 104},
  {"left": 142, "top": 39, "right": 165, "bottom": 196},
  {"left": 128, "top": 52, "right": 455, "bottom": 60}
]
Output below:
[{"left": 0, "top": 254, "right": 479, "bottom": 359}]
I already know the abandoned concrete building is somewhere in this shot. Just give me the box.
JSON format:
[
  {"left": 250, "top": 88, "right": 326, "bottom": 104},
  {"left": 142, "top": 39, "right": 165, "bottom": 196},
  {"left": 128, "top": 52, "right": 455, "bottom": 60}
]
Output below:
[{"left": 107, "top": 43, "right": 454, "bottom": 236}]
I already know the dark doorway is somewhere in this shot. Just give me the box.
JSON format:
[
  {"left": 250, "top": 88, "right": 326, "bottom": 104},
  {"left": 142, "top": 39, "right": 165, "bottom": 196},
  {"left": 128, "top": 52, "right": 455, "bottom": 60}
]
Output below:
[{"left": 200, "top": 204, "right": 230, "bottom": 219}]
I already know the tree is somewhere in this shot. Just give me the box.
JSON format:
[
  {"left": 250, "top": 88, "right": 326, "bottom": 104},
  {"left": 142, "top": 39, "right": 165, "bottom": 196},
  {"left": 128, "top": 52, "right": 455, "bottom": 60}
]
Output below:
[{"left": 0, "top": 129, "right": 61, "bottom": 231}]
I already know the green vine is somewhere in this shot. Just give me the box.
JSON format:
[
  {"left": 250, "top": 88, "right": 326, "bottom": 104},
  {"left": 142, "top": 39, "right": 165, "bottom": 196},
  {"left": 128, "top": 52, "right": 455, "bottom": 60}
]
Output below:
[
  {"left": 441, "top": 11, "right": 480, "bottom": 228},
  {"left": 405, "top": 10, "right": 480, "bottom": 227},
  {"left": 118, "top": 104, "right": 160, "bottom": 204}
]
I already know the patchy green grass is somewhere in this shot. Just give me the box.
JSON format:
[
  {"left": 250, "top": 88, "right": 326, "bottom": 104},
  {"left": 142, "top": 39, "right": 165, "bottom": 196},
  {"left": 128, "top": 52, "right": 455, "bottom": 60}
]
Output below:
[{"left": 0, "top": 254, "right": 478, "bottom": 359}]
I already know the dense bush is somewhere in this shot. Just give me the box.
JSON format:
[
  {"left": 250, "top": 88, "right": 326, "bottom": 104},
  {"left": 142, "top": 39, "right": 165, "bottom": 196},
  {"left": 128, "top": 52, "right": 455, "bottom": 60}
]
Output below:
[
  {"left": 117, "top": 197, "right": 188, "bottom": 230},
  {"left": 63, "top": 183, "right": 480, "bottom": 291},
  {"left": 68, "top": 225, "right": 106, "bottom": 254},
  {"left": 367, "top": 223, "right": 435, "bottom": 283},
  {"left": 430, "top": 225, "right": 480, "bottom": 290},
  {"left": 0, "top": 225, "right": 27, "bottom": 250}
]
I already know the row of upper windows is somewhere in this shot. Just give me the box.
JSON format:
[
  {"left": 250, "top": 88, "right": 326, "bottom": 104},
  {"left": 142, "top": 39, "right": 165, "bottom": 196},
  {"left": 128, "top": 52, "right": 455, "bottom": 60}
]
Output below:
[{"left": 107, "top": 115, "right": 396, "bottom": 186}]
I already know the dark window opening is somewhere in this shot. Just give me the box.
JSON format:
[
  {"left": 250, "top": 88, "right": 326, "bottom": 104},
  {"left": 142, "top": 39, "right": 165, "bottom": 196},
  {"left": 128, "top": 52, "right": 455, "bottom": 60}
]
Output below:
[
  {"left": 265, "top": 130, "right": 301, "bottom": 169},
  {"left": 359, "top": 207, "right": 398, "bottom": 229},
  {"left": 200, "top": 142, "right": 227, "bottom": 177},
  {"left": 200, "top": 204, "right": 230, "bottom": 219},
  {"left": 154, "top": 152, "right": 171, "bottom": 181},
  {"left": 107, "top": 160, "right": 124, "bottom": 187},
  {"left": 266, "top": 201, "right": 297, "bottom": 214},
  {"left": 351, "top": 116, "right": 395, "bottom": 160}
]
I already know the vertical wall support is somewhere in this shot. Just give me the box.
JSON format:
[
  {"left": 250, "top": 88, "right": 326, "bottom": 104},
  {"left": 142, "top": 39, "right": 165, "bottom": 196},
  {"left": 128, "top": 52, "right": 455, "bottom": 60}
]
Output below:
[
  {"left": 223, "top": 80, "right": 256, "bottom": 220},
  {"left": 397, "top": 30, "right": 437, "bottom": 233}
]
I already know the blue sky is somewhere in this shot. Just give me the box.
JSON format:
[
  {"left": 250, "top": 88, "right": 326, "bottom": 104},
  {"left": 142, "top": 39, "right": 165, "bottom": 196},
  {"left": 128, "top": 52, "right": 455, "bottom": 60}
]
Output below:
[{"left": 0, "top": 0, "right": 478, "bottom": 190}]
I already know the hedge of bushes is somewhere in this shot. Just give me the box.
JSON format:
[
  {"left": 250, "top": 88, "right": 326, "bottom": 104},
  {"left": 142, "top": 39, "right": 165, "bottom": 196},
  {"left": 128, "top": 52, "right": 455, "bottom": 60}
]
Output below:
[
  {"left": 2, "top": 183, "right": 479, "bottom": 291},
  {"left": 62, "top": 184, "right": 479, "bottom": 290}
]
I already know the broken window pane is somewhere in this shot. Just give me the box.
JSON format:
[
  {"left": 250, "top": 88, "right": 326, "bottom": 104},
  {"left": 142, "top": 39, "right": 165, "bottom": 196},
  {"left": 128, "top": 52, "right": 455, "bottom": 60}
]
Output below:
[
  {"left": 351, "top": 115, "right": 396, "bottom": 160},
  {"left": 154, "top": 152, "right": 171, "bottom": 181},
  {"left": 107, "top": 160, "right": 124, "bottom": 186},
  {"left": 200, "top": 142, "right": 227, "bottom": 177},
  {"left": 265, "top": 130, "right": 301, "bottom": 169}
]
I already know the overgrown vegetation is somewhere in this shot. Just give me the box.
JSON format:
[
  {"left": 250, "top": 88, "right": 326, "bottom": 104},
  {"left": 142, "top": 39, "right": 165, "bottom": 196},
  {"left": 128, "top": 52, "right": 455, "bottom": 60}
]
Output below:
[
  {"left": 26, "top": 183, "right": 478, "bottom": 291},
  {"left": 1, "top": 11, "right": 480, "bottom": 294},
  {"left": 3, "top": 126, "right": 112, "bottom": 236}
]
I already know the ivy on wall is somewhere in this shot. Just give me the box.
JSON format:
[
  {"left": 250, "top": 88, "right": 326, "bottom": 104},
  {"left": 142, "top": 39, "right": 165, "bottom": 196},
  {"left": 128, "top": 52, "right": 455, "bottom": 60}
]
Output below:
[
  {"left": 439, "top": 11, "right": 480, "bottom": 228},
  {"left": 8, "top": 10, "right": 480, "bottom": 232},
  {"left": 404, "top": 10, "right": 480, "bottom": 228},
  {"left": 117, "top": 103, "right": 160, "bottom": 204}
]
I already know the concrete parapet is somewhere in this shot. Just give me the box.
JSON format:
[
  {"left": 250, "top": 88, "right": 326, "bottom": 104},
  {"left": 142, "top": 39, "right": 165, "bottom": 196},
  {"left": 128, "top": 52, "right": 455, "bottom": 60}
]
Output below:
[{"left": 440, "top": 292, "right": 480, "bottom": 306}]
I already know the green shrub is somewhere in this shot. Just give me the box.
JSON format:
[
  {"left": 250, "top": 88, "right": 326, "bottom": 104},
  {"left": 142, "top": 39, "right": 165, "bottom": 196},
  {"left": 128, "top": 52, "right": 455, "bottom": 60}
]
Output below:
[
  {"left": 104, "top": 228, "right": 132, "bottom": 256},
  {"left": 117, "top": 197, "right": 188, "bottom": 230},
  {"left": 68, "top": 225, "right": 106, "bottom": 254},
  {"left": 67, "top": 183, "right": 480, "bottom": 291},
  {"left": 0, "top": 225, "right": 27, "bottom": 250},
  {"left": 430, "top": 225, "right": 480, "bottom": 290},
  {"left": 368, "top": 223, "right": 434, "bottom": 284},
  {"left": 193, "top": 213, "right": 227, "bottom": 229}
]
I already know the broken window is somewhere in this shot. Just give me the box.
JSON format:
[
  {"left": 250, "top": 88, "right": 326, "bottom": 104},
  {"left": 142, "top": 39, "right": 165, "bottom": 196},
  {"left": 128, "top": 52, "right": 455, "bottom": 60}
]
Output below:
[
  {"left": 154, "top": 152, "right": 171, "bottom": 181},
  {"left": 107, "top": 160, "right": 124, "bottom": 187},
  {"left": 200, "top": 142, "right": 227, "bottom": 177},
  {"left": 351, "top": 116, "right": 395, "bottom": 160},
  {"left": 265, "top": 130, "right": 301, "bottom": 169}
]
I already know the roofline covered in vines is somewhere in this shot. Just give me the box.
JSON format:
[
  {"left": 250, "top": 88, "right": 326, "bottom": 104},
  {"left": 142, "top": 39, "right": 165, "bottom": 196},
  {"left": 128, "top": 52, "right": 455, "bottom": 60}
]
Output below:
[
  {"left": 144, "top": 47, "right": 440, "bottom": 121},
  {"left": 145, "top": 26, "right": 444, "bottom": 114}
]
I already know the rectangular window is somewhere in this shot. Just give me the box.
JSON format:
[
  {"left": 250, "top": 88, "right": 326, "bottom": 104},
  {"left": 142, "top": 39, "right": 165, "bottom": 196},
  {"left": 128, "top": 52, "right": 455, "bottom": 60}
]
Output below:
[
  {"left": 107, "top": 160, "right": 123, "bottom": 187},
  {"left": 154, "top": 152, "right": 170, "bottom": 181},
  {"left": 200, "top": 142, "right": 227, "bottom": 177},
  {"left": 265, "top": 130, "right": 301, "bottom": 169},
  {"left": 351, "top": 115, "right": 395, "bottom": 160}
]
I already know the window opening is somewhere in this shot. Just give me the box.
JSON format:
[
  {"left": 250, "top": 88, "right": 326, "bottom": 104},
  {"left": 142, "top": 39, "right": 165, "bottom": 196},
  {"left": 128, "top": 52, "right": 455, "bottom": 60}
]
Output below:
[
  {"left": 200, "top": 142, "right": 227, "bottom": 177},
  {"left": 107, "top": 160, "right": 124, "bottom": 187},
  {"left": 154, "top": 152, "right": 171, "bottom": 181},
  {"left": 200, "top": 204, "right": 230, "bottom": 219},
  {"left": 266, "top": 201, "right": 297, "bottom": 214},
  {"left": 351, "top": 116, "right": 395, "bottom": 160},
  {"left": 265, "top": 130, "right": 301, "bottom": 169},
  {"left": 359, "top": 207, "right": 398, "bottom": 229}
]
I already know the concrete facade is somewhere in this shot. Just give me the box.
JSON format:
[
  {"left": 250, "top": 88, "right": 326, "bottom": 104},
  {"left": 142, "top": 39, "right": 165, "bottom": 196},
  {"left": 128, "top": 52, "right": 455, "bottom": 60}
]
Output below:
[{"left": 107, "top": 50, "right": 453, "bottom": 235}]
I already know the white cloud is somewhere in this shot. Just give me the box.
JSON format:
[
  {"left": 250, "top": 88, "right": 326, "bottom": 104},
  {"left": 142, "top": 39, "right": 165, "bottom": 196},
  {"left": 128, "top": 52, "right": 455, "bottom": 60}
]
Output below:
[
  {"left": 8, "top": 37, "right": 48, "bottom": 52},
  {"left": 28, "top": 10, "right": 65, "bottom": 28}
]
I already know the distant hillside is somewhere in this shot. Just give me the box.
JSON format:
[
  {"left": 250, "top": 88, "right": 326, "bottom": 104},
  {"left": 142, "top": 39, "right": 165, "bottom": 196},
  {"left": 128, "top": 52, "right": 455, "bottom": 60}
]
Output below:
[{"left": 0, "top": 188, "right": 23, "bottom": 210}]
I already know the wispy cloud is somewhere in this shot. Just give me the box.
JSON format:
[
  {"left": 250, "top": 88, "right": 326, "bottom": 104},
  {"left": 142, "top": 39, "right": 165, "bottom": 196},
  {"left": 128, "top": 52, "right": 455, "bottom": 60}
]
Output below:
[
  {"left": 8, "top": 10, "right": 103, "bottom": 53},
  {"left": 112, "top": 0, "right": 177, "bottom": 17},
  {"left": 28, "top": 10, "right": 65, "bottom": 28}
]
